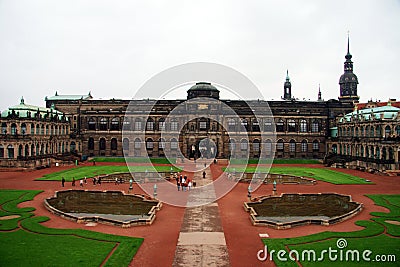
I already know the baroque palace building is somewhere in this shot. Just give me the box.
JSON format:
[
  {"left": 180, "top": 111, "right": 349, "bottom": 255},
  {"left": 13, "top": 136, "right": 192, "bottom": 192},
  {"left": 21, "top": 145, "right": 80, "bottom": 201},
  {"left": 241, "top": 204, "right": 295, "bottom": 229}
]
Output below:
[
  {"left": 1, "top": 38, "right": 398, "bottom": 171},
  {"left": 0, "top": 98, "right": 73, "bottom": 168}
]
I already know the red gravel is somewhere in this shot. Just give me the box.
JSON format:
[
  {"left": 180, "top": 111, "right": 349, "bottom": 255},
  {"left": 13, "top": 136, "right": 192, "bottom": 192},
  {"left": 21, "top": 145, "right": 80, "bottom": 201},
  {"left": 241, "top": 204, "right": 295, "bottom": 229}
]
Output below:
[{"left": 0, "top": 162, "right": 398, "bottom": 267}]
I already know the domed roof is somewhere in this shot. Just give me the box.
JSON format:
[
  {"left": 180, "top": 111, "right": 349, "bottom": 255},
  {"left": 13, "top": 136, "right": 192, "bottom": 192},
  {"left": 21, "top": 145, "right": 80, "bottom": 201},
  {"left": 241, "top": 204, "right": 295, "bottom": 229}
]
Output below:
[
  {"left": 339, "top": 72, "right": 358, "bottom": 84},
  {"left": 188, "top": 82, "right": 219, "bottom": 92},
  {"left": 340, "top": 104, "right": 399, "bottom": 122}
]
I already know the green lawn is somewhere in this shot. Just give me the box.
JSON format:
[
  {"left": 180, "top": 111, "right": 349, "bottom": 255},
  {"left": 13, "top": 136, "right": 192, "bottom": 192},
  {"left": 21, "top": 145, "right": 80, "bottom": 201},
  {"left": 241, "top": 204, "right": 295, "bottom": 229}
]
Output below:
[
  {"left": 262, "top": 194, "right": 400, "bottom": 267},
  {"left": 37, "top": 165, "right": 182, "bottom": 181},
  {"left": 224, "top": 166, "right": 371, "bottom": 184},
  {"left": 229, "top": 158, "right": 321, "bottom": 164},
  {"left": 89, "top": 157, "right": 176, "bottom": 164},
  {"left": 0, "top": 189, "right": 143, "bottom": 266}
]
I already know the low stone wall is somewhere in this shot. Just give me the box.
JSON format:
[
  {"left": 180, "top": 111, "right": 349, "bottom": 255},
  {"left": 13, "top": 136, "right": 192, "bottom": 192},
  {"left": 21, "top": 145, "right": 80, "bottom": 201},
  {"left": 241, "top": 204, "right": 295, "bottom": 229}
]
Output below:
[
  {"left": 244, "top": 193, "right": 362, "bottom": 229},
  {"left": 230, "top": 172, "right": 316, "bottom": 185},
  {"left": 44, "top": 189, "right": 162, "bottom": 227}
]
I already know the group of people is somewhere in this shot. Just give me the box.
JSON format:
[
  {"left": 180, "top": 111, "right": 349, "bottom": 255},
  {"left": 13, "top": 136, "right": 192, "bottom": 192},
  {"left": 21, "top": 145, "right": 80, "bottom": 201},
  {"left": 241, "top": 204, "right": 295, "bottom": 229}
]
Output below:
[
  {"left": 61, "top": 176, "right": 101, "bottom": 187},
  {"left": 175, "top": 173, "right": 196, "bottom": 191}
]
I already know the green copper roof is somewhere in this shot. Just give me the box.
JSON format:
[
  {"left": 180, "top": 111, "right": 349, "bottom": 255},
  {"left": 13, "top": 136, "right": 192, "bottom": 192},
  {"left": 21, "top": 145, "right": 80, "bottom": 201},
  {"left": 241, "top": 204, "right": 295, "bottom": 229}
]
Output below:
[
  {"left": 1, "top": 97, "right": 66, "bottom": 120},
  {"left": 340, "top": 104, "right": 399, "bottom": 122},
  {"left": 45, "top": 92, "right": 92, "bottom": 101}
]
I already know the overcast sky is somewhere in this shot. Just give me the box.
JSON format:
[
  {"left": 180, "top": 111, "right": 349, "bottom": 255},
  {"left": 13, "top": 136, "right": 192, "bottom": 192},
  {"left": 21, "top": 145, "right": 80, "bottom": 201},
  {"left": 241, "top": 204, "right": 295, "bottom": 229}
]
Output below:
[{"left": 0, "top": 0, "right": 399, "bottom": 111}]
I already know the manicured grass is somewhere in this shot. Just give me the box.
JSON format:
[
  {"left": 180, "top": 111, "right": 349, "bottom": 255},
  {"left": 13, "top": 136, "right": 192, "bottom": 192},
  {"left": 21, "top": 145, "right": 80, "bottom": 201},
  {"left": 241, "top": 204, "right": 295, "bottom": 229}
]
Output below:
[
  {"left": 37, "top": 165, "right": 182, "bottom": 181},
  {"left": 228, "top": 158, "right": 321, "bottom": 165},
  {"left": 0, "top": 189, "right": 143, "bottom": 266},
  {"left": 89, "top": 157, "right": 176, "bottom": 164},
  {"left": 224, "top": 166, "right": 372, "bottom": 184},
  {"left": 261, "top": 194, "right": 400, "bottom": 267}
]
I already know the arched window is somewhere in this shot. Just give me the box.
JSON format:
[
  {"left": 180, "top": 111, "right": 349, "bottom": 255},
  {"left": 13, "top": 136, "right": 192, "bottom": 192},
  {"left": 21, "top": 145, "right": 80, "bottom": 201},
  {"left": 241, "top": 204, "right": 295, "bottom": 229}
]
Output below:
[
  {"left": 88, "top": 137, "right": 94, "bottom": 150},
  {"left": 36, "top": 124, "right": 40, "bottom": 135},
  {"left": 41, "top": 125, "right": 44, "bottom": 135},
  {"left": 31, "top": 123, "right": 35, "bottom": 135},
  {"left": 7, "top": 145, "right": 14, "bottom": 158},
  {"left": 0, "top": 145, "right": 3, "bottom": 158},
  {"left": 376, "top": 125, "right": 382, "bottom": 138},
  {"left": 396, "top": 125, "right": 400, "bottom": 136},
  {"left": 18, "top": 145, "right": 23, "bottom": 157},
  {"left": 355, "top": 127, "right": 359, "bottom": 137},
  {"left": 110, "top": 117, "right": 120, "bottom": 131},
  {"left": 361, "top": 126, "right": 364, "bottom": 137},
  {"left": 289, "top": 139, "right": 296, "bottom": 152},
  {"left": 313, "top": 140, "right": 319, "bottom": 151},
  {"left": 88, "top": 117, "right": 96, "bottom": 130},
  {"left": 241, "top": 119, "right": 248, "bottom": 132},
  {"left": 389, "top": 147, "right": 394, "bottom": 160},
  {"left": 370, "top": 126, "right": 374, "bottom": 137},
  {"left": 134, "top": 138, "right": 141, "bottom": 149},
  {"left": 11, "top": 123, "right": 17, "bottom": 135},
  {"left": 170, "top": 138, "right": 178, "bottom": 150},
  {"left": 360, "top": 145, "right": 364, "bottom": 157},
  {"left": 111, "top": 138, "right": 117, "bottom": 150},
  {"left": 382, "top": 147, "right": 387, "bottom": 159},
  {"left": 301, "top": 140, "right": 308, "bottom": 152},
  {"left": 228, "top": 118, "right": 237, "bottom": 131},
  {"left": 146, "top": 138, "right": 154, "bottom": 150},
  {"left": 276, "top": 119, "right": 284, "bottom": 132},
  {"left": 146, "top": 118, "right": 154, "bottom": 131},
  {"left": 45, "top": 125, "right": 49, "bottom": 135},
  {"left": 123, "top": 138, "right": 129, "bottom": 151},
  {"left": 31, "top": 144, "right": 35, "bottom": 156},
  {"left": 365, "top": 126, "right": 370, "bottom": 137},
  {"left": 20, "top": 123, "right": 27, "bottom": 135},
  {"left": 199, "top": 118, "right": 208, "bottom": 130},
  {"left": 99, "top": 118, "right": 108, "bottom": 131},
  {"left": 99, "top": 138, "right": 106, "bottom": 150},
  {"left": 311, "top": 120, "right": 320, "bottom": 132},
  {"left": 240, "top": 139, "right": 248, "bottom": 150},
  {"left": 288, "top": 120, "right": 296, "bottom": 132},
  {"left": 376, "top": 147, "right": 380, "bottom": 159},
  {"left": 300, "top": 120, "right": 307, "bottom": 132}
]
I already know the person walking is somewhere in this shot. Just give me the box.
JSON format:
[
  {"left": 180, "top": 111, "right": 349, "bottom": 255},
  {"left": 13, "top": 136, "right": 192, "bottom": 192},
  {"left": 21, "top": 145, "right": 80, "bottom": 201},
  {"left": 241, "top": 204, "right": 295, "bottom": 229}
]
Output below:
[
  {"left": 79, "top": 179, "right": 83, "bottom": 187},
  {"left": 72, "top": 177, "right": 76, "bottom": 186},
  {"left": 61, "top": 177, "right": 65, "bottom": 187},
  {"left": 84, "top": 177, "right": 87, "bottom": 184},
  {"left": 202, "top": 171, "right": 206, "bottom": 179},
  {"left": 93, "top": 177, "right": 97, "bottom": 186}
]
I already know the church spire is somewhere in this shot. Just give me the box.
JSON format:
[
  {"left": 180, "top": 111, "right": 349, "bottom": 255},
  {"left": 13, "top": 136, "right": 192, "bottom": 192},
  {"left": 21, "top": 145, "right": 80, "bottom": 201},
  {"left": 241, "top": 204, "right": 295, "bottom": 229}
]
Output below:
[
  {"left": 283, "top": 69, "right": 292, "bottom": 100},
  {"left": 339, "top": 33, "right": 359, "bottom": 102},
  {"left": 318, "top": 84, "right": 322, "bottom": 101}
]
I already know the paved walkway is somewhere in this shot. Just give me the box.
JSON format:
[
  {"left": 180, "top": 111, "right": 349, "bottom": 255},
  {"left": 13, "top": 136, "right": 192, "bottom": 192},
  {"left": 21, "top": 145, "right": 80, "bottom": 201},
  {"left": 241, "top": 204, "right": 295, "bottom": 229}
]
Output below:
[{"left": 173, "top": 163, "right": 230, "bottom": 266}]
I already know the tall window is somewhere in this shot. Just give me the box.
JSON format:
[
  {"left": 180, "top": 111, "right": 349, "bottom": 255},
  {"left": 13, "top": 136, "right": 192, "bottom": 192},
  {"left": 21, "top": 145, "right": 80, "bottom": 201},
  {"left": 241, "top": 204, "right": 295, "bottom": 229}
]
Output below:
[
  {"left": 264, "top": 119, "right": 273, "bottom": 132},
  {"left": 134, "top": 119, "right": 142, "bottom": 131},
  {"left": 265, "top": 140, "right": 272, "bottom": 155},
  {"left": 170, "top": 138, "right": 178, "bottom": 149},
  {"left": 158, "top": 118, "right": 166, "bottom": 131},
  {"left": 134, "top": 138, "right": 141, "bottom": 149},
  {"left": 311, "top": 120, "right": 319, "bottom": 132},
  {"left": 99, "top": 138, "right": 106, "bottom": 150},
  {"left": 252, "top": 120, "right": 260, "bottom": 132},
  {"left": 300, "top": 120, "right": 307, "bottom": 132},
  {"left": 385, "top": 125, "right": 391, "bottom": 138},
  {"left": 21, "top": 123, "right": 26, "bottom": 135},
  {"left": 289, "top": 140, "right": 296, "bottom": 152},
  {"left": 228, "top": 119, "right": 236, "bottom": 131},
  {"left": 31, "top": 123, "right": 35, "bottom": 135},
  {"left": 146, "top": 119, "right": 154, "bottom": 131},
  {"left": 111, "top": 138, "right": 118, "bottom": 150},
  {"left": 241, "top": 119, "right": 248, "bottom": 131},
  {"left": 159, "top": 138, "right": 165, "bottom": 149},
  {"left": 11, "top": 123, "right": 17, "bottom": 135},
  {"left": 288, "top": 120, "right": 296, "bottom": 132},
  {"left": 123, "top": 138, "right": 129, "bottom": 151},
  {"left": 240, "top": 139, "right": 248, "bottom": 150},
  {"left": 146, "top": 138, "right": 154, "bottom": 150},
  {"left": 276, "top": 119, "right": 284, "bottom": 132},
  {"left": 301, "top": 140, "right": 308, "bottom": 152},
  {"left": 171, "top": 120, "right": 178, "bottom": 131},
  {"left": 253, "top": 140, "right": 260, "bottom": 152},
  {"left": 313, "top": 140, "right": 319, "bottom": 151},
  {"left": 229, "top": 139, "right": 236, "bottom": 152},
  {"left": 88, "top": 137, "right": 94, "bottom": 150},
  {"left": 277, "top": 139, "right": 284, "bottom": 151},
  {"left": 88, "top": 118, "right": 96, "bottom": 130},
  {"left": 199, "top": 119, "right": 207, "bottom": 130},
  {"left": 99, "top": 118, "right": 108, "bottom": 131},
  {"left": 111, "top": 117, "right": 120, "bottom": 131},
  {"left": 0, "top": 145, "right": 4, "bottom": 158},
  {"left": 7, "top": 145, "right": 14, "bottom": 158},
  {"left": 1, "top": 123, "right": 6, "bottom": 134}
]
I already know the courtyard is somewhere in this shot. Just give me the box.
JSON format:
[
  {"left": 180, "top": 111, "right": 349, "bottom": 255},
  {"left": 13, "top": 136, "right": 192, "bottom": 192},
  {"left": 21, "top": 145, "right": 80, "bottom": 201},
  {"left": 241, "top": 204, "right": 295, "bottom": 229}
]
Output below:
[{"left": 0, "top": 160, "right": 399, "bottom": 266}]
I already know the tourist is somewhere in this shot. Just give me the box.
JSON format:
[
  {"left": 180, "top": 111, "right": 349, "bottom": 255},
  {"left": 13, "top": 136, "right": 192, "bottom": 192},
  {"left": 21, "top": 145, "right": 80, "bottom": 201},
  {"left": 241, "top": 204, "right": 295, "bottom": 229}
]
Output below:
[
  {"left": 72, "top": 177, "right": 75, "bottom": 186},
  {"left": 115, "top": 177, "right": 118, "bottom": 185},
  {"left": 119, "top": 177, "right": 123, "bottom": 184},
  {"left": 97, "top": 177, "right": 101, "bottom": 185},
  {"left": 188, "top": 180, "right": 192, "bottom": 190},
  {"left": 182, "top": 176, "right": 186, "bottom": 191},
  {"left": 176, "top": 176, "right": 180, "bottom": 191},
  {"left": 80, "top": 179, "right": 83, "bottom": 187},
  {"left": 93, "top": 177, "right": 97, "bottom": 185},
  {"left": 61, "top": 177, "right": 65, "bottom": 187},
  {"left": 202, "top": 171, "right": 206, "bottom": 179},
  {"left": 193, "top": 180, "right": 196, "bottom": 187},
  {"left": 84, "top": 177, "right": 87, "bottom": 184}
]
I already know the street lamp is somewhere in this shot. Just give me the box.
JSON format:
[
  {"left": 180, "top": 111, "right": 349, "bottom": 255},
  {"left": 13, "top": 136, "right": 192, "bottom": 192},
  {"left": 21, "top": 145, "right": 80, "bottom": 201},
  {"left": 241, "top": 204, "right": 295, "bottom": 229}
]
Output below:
[{"left": 153, "top": 184, "right": 158, "bottom": 199}]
